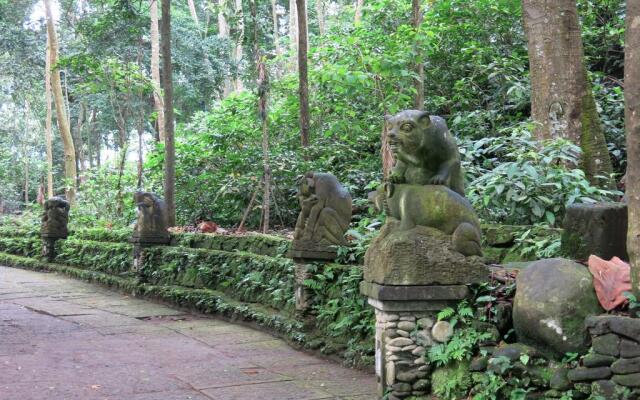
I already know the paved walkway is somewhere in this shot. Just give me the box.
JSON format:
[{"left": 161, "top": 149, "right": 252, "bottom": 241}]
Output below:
[{"left": 0, "top": 266, "right": 376, "bottom": 400}]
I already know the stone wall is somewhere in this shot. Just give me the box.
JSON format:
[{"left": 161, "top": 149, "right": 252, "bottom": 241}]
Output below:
[{"left": 567, "top": 316, "right": 640, "bottom": 398}]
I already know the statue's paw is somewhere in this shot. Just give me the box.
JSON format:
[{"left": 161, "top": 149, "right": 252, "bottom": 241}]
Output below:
[{"left": 429, "top": 175, "right": 447, "bottom": 185}]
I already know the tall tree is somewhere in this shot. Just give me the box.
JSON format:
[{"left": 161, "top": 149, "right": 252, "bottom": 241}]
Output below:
[
  {"left": 354, "top": 0, "right": 363, "bottom": 24},
  {"left": 289, "top": 0, "right": 297, "bottom": 58},
  {"left": 44, "top": 33, "right": 54, "bottom": 198},
  {"left": 188, "top": 0, "right": 200, "bottom": 27},
  {"left": 217, "top": 0, "right": 233, "bottom": 96},
  {"left": 522, "top": 0, "right": 614, "bottom": 188},
  {"left": 626, "top": 0, "right": 640, "bottom": 297},
  {"left": 162, "top": 0, "right": 176, "bottom": 226},
  {"left": 272, "top": 0, "right": 280, "bottom": 55},
  {"left": 412, "top": 0, "right": 424, "bottom": 110},
  {"left": 296, "top": 0, "right": 309, "bottom": 147},
  {"left": 316, "top": 0, "right": 325, "bottom": 35},
  {"left": 150, "top": 0, "right": 165, "bottom": 142},
  {"left": 232, "top": 0, "right": 244, "bottom": 92},
  {"left": 44, "top": 0, "right": 77, "bottom": 204}
]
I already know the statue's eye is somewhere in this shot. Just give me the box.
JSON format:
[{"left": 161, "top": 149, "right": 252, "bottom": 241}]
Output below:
[{"left": 400, "top": 123, "right": 413, "bottom": 131}]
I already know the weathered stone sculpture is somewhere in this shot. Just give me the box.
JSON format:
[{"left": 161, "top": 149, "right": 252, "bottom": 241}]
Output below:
[
  {"left": 289, "top": 172, "right": 352, "bottom": 260},
  {"left": 361, "top": 110, "right": 487, "bottom": 399},
  {"left": 131, "top": 191, "right": 170, "bottom": 245},
  {"left": 41, "top": 196, "right": 70, "bottom": 261},
  {"left": 387, "top": 110, "right": 465, "bottom": 196}
]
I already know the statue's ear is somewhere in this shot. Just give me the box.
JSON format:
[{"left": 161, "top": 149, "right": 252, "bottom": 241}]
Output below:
[{"left": 417, "top": 111, "right": 431, "bottom": 127}]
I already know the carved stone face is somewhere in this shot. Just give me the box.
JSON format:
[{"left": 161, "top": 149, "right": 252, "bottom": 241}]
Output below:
[
  {"left": 41, "top": 197, "right": 70, "bottom": 239},
  {"left": 385, "top": 110, "right": 431, "bottom": 156}
]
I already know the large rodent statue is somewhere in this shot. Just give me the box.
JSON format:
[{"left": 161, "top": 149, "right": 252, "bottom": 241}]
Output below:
[
  {"left": 386, "top": 110, "right": 465, "bottom": 197},
  {"left": 385, "top": 183, "right": 482, "bottom": 257}
]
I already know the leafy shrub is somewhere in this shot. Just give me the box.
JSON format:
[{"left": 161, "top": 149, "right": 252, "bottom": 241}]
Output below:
[{"left": 463, "top": 126, "right": 621, "bottom": 226}]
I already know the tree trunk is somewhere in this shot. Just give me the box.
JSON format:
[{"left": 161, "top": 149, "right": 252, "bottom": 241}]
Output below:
[
  {"left": 23, "top": 100, "right": 29, "bottom": 204},
  {"left": 218, "top": 0, "right": 233, "bottom": 97},
  {"left": 137, "top": 118, "right": 144, "bottom": 189},
  {"left": 74, "top": 102, "right": 85, "bottom": 177},
  {"left": 151, "top": 0, "right": 165, "bottom": 142},
  {"left": 254, "top": 0, "right": 271, "bottom": 233},
  {"left": 162, "top": 0, "right": 176, "bottom": 226},
  {"left": 272, "top": 0, "right": 280, "bottom": 55},
  {"left": 44, "top": 0, "right": 77, "bottom": 204},
  {"left": 44, "top": 33, "right": 54, "bottom": 198},
  {"left": 187, "top": 0, "right": 200, "bottom": 26},
  {"left": 87, "top": 109, "right": 95, "bottom": 168},
  {"left": 296, "top": 0, "right": 309, "bottom": 147},
  {"left": 522, "top": 0, "right": 614, "bottom": 188},
  {"left": 316, "top": 0, "right": 325, "bottom": 35},
  {"left": 289, "top": 0, "right": 297, "bottom": 58},
  {"left": 233, "top": 0, "right": 244, "bottom": 92},
  {"left": 354, "top": 0, "right": 363, "bottom": 24},
  {"left": 625, "top": 0, "right": 640, "bottom": 298},
  {"left": 412, "top": 0, "right": 424, "bottom": 110}
]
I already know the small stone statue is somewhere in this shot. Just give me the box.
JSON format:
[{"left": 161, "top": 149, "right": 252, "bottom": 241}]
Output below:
[
  {"left": 386, "top": 110, "right": 465, "bottom": 196},
  {"left": 290, "top": 172, "right": 352, "bottom": 260},
  {"left": 41, "top": 197, "right": 70, "bottom": 240},
  {"left": 131, "top": 191, "right": 170, "bottom": 245},
  {"left": 41, "top": 196, "right": 70, "bottom": 261}
]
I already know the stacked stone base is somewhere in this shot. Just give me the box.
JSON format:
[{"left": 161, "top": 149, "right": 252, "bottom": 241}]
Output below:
[
  {"left": 566, "top": 316, "right": 640, "bottom": 398},
  {"left": 362, "top": 282, "right": 467, "bottom": 399}
]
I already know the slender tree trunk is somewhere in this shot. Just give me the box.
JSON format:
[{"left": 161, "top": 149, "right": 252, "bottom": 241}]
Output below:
[
  {"left": 254, "top": 0, "right": 271, "bottom": 233},
  {"left": 354, "top": 0, "right": 363, "bottom": 24},
  {"left": 74, "top": 102, "right": 85, "bottom": 177},
  {"left": 218, "top": 0, "right": 233, "bottom": 97},
  {"left": 625, "top": 0, "right": 640, "bottom": 298},
  {"left": 162, "top": 0, "right": 176, "bottom": 226},
  {"left": 151, "top": 0, "right": 165, "bottom": 142},
  {"left": 233, "top": 0, "right": 244, "bottom": 92},
  {"left": 137, "top": 118, "right": 144, "bottom": 189},
  {"left": 44, "top": 0, "right": 77, "bottom": 204},
  {"left": 296, "top": 0, "right": 309, "bottom": 147},
  {"left": 316, "top": 0, "right": 325, "bottom": 35},
  {"left": 522, "top": 0, "right": 613, "bottom": 188},
  {"left": 412, "top": 0, "right": 424, "bottom": 110},
  {"left": 44, "top": 33, "right": 54, "bottom": 198},
  {"left": 272, "top": 0, "right": 280, "bottom": 55},
  {"left": 289, "top": 0, "right": 297, "bottom": 59},
  {"left": 187, "top": 0, "right": 200, "bottom": 26},
  {"left": 23, "top": 100, "right": 29, "bottom": 204}
]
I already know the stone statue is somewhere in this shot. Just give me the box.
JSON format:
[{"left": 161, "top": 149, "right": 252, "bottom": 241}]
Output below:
[
  {"left": 41, "top": 197, "right": 70, "bottom": 239},
  {"left": 386, "top": 110, "right": 465, "bottom": 196},
  {"left": 364, "top": 110, "right": 486, "bottom": 286},
  {"left": 290, "top": 172, "right": 352, "bottom": 260},
  {"left": 131, "top": 191, "right": 170, "bottom": 245}
]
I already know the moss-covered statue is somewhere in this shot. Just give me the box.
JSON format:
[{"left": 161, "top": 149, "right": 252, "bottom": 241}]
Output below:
[
  {"left": 289, "top": 172, "right": 352, "bottom": 260},
  {"left": 131, "top": 191, "right": 170, "bottom": 245},
  {"left": 41, "top": 197, "right": 70, "bottom": 240},
  {"left": 364, "top": 110, "right": 486, "bottom": 286}
]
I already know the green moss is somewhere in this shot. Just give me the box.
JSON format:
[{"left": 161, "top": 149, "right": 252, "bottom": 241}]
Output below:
[
  {"left": 431, "top": 360, "right": 473, "bottom": 400},
  {"left": 70, "top": 228, "right": 133, "bottom": 243},
  {"left": 171, "top": 232, "right": 290, "bottom": 257}
]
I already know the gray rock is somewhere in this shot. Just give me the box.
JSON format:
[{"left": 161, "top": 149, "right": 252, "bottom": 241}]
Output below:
[
  {"left": 386, "top": 361, "right": 396, "bottom": 385},
  {"left": 412, "top": 379, "right": 430, "bottom": 391},
  {"left": 399, "top": 316, "right": 416, "bottom": 322},
  {"left": 583, "top": 353, "right": 616, "bottom": 368},
  {"left": 396, "top": 371, "right": 419, "bottom": 382},
  {"left": 401, "top": 345, "right": 417, "bottom": 352},
  {"left": 391, "top": 382, "right": 412, "bottom": 392},
  {"left": 587, "top": 315, "right": 640, "bottom": 340},
  {"left": 417, "top": 318, "right": 434, "bottom": 329},
  {"left": 385, "top": 329, "right": 399, "bottom": 339},
  {"left": 561, "top": 202, "right": 628, "bottom": 260},
  {"left": 398, "top": 321, "right": 416, "bottom": 331},
  {"left": 386, "top": 345, "right": 402, "bottom": 353},
  {"left": 590, "top": 380, "right": 620, "bottom": 399},
  {"left": 432, "top": 321, "right": 453, "bottom": 343},
  {"left": 469, "top": 356, "right": 488, "bottom": 372},
  {"left": 612, "top": 373, "right": 640, "bottom": 387},
  {"left": 593, "top": 333, "right": 620, "bottom": 357},
  {"left": 549, "top": 368, "right": 572, "bottom": 391},
  {"left": 388, "top": 337, "right": 414, "bottom": 347},
  {"left": 396, "top": 330, "right": 410, "bottom": 338},
  {"left": 411, "top": 346, "right": 425, "bottom": 356},
  {"left": 621, "top": 339, "right": 640, "bottom": 358},
  {"left": 512, "top": 258, "right": 604, "bottom": 357},
  {"left": 568, "top": 367, "right": 612, "bottom": 382},
  {"left": 611, "top": 357, "right": 640, "bottom": 375}
]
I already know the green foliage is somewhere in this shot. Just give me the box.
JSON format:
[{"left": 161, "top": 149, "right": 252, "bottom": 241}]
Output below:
[
  {"left": 303, "top": 263, "right": 375, "bottom": 366},
  {"left": 139, "top": 245, "right": 297, "bottom": 312},
  {"left": 173, "top": 231, "right": 290, "bottom": 258},
  {"left": 464, "top": 127, "right": 622, "bottom": 226},
  {"left": 55, "top": 239, "right": 134, "bottom": 276}
]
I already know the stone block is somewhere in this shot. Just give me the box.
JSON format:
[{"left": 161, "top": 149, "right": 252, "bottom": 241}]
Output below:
[
  {"left": 593, "top": 333, "right": 621, "bottom": 357},
  {"left": 561, "top": 202, "right": 628, "bottom": 260},
  {"left": 611, "top": 357, "right": 640, "bottom": 375},
  {"left": 567, "top": 367, "right": 612, "bottom": 382},
  {"left": 612, "top": 372, "right": 640, "bottom": 387},
  {"left": 621, "top": 339, "right": 640, "bottom": 358},
  {"left": 583, "top": 353, "right": 616, "bottom": 368}
]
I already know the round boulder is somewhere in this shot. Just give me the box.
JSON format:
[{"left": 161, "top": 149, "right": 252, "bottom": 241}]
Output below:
[{"left": 513, "top": 258, "right": 603, "bottom": 358}]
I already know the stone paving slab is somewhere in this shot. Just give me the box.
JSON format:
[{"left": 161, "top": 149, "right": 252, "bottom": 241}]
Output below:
[{"left": 0, "top": 266, "right": 377, "bottom": 399}]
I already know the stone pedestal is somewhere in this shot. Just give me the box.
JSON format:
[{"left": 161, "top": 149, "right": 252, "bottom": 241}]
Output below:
[
  {"left": 361, "top": 282, "right": 468, "bottom": 399},
  {"left": 294, "top": 262, "right": 312, "bottom": 312},
  {"left": 41, "top": 237, "right": 58, "bottom": 262}
]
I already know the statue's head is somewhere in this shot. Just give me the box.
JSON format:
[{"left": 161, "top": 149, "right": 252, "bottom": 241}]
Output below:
[
  {"left": 41, "top": 196, "right": 70, "bottom": 238},
  {"left": 132, "top": 191, "right": 169, "bottom": 243},
  {"left": 385, "top": 110, "right": 431, "bottom": 156}
]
